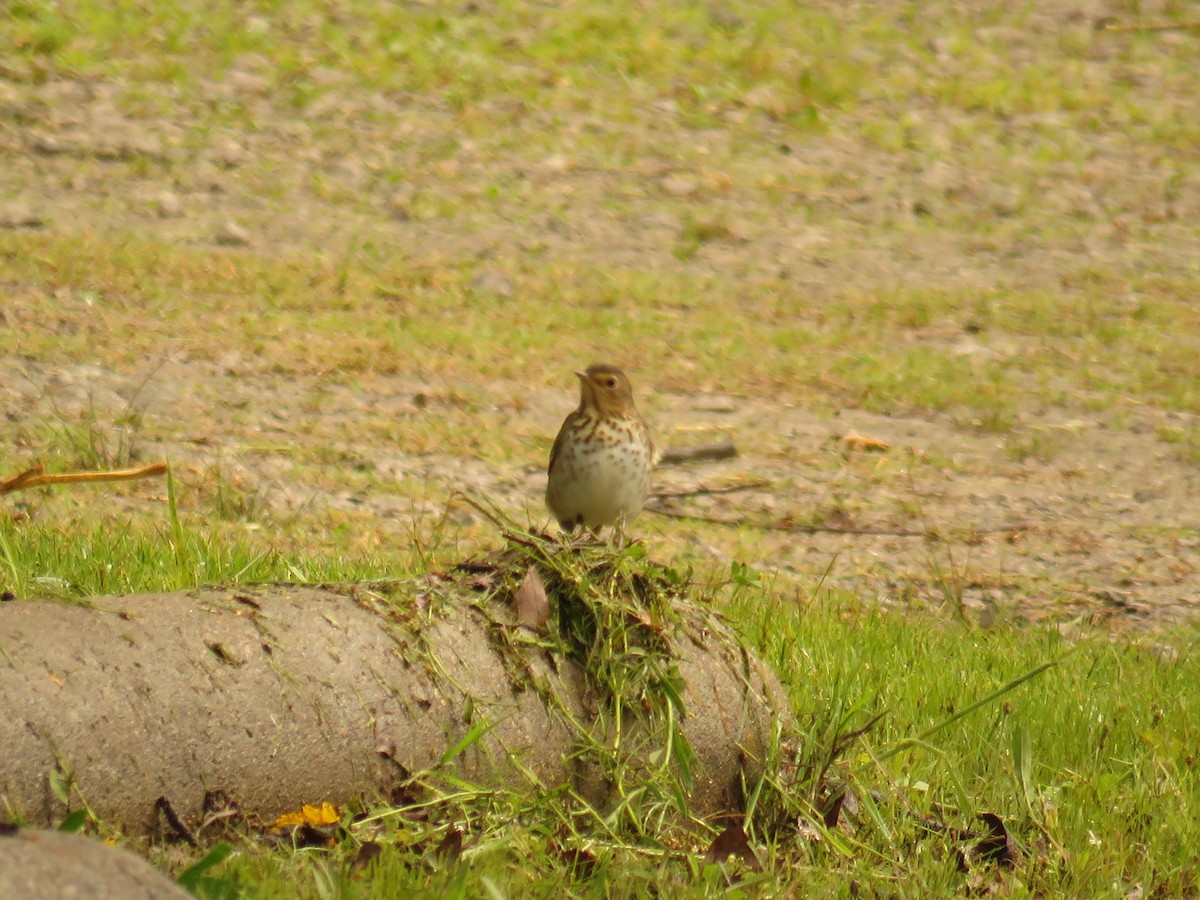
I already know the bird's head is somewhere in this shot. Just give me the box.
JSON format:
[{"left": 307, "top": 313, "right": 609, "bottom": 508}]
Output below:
[{"left": 576, "top": 363, "right": 637, "bottom": 417}]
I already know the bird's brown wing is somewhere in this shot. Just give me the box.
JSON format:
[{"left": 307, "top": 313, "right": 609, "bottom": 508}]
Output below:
[{"left": 547, "top": 411, "right": 577, "bottom": 476}]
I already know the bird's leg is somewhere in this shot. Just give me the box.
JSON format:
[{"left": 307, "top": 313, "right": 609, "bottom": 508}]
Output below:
[
  {"left": 611, "top": 514, "right": 628, "bottom": 550},
  {"left": 565, "top": 524, "right": 598, "bottom": 549},
  {"left": 554, "top": 521, "right": 583, "bottom": 551}
]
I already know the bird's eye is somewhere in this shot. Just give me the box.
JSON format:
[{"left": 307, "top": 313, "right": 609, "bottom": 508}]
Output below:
[{"left": 604, "top": 377, "right": 617, "bottom": 388}]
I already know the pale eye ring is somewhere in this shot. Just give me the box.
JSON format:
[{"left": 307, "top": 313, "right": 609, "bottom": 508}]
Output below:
[{"left": 604, "top": 377, "right": 617, "bottom": 388}]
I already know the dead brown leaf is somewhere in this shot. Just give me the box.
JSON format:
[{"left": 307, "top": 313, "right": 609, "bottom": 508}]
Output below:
[
  {"left": 703, "top": 824, "right": 762, "bottom": 873},
  {"left": 350, "top": 840, "right": 383, "bottom": 874},
  {"left": 548, "top": 837, "right": 597, "bottom": 877},
  {"left": 432, "top": 827, "right": 463, "bottom": 864},
  {"left": 974, "top": 812, "right": 1017, "bottom": 867},
  {"left": 514, "top": 566, "right": 550, "bottom": 630}
]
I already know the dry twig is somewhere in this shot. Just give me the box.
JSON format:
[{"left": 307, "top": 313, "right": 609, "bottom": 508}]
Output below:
[
  {"left": 652, "top": 480, "right": 767, "bottom": 500},
  {"left": 645, "top": 503, "right": 1027, "bottom": 540},
  {"left": 1, "top": 462, "right": 170, "bottom": 495},
  {"left": 657, "top": 440, "right": 738, "bottom": 465},
  {"left": 1096, "top": 18, "right": 1200, "bottom": 32}
]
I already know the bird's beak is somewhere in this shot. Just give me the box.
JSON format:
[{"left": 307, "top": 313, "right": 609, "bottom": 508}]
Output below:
[{"left": 574, "top": 371, "right": 588, "bottom": 382}]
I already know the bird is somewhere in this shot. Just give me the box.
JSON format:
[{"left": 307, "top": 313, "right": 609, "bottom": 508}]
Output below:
[{"left": 546, "top": 363, "right": 655, "bottom": 537}]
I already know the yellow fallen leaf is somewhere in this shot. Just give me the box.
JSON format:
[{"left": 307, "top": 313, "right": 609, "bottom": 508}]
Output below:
[
  {"left": 273, "top": 802, "right": 340, "bottom": 830},
  {"left": 841, "top": 431, "right": 890, "bottom": 452}
]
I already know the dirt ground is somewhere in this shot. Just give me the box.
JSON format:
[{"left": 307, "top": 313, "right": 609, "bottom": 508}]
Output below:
[
  {"left": 2, "top": 2, "right": 1198, "bottom": 629},
  {"left": 6, "top": 351, "right": 1198, "bottom": 629}
]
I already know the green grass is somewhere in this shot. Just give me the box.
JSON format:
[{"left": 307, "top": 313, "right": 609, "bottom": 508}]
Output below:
[
  {"left": 4, "top": 233, "right": 1198, "bottom": 435},
  {"left": 2, "top": 514, "right": 1197, "bottom": 897},
  {"left": 0, "top": 512, "right": 370, "bottom": 600}
]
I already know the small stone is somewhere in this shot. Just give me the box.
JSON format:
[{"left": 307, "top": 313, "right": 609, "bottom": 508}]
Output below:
[
  {"left": 156, "top": 191, "right": 184, "bottom": 219},
  {"left": 693, "top": 396, "right": 737, "bottom": 414},
  {"left": 536, "top": 154, "right": 569, "bottom": 175},
  {"left": 469, "top": 270, "right": 513, "bottom": 297},
  {"left": 740, "top": 84, "right": 786, "bottom": 119},
  {"left": 192, "top": 159, "right": 225, "bottom": 193},
  {"left": 212, "top": 137, "right": 245, "bottom": 168},
  {"left": 215, "top": 220, "right": 251, "bottom": 246},
  {"left": 661, "top": 174, "right": 699, "bottom": 197},
  {"left": 228, "top": 69, "right": 271, "bottom": 96},
  {"left": 309, "top": 65, "right": 352, "bottom": 89},
  {"left": 0, "top": 202, "right": 44, "bottom": 229}
]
